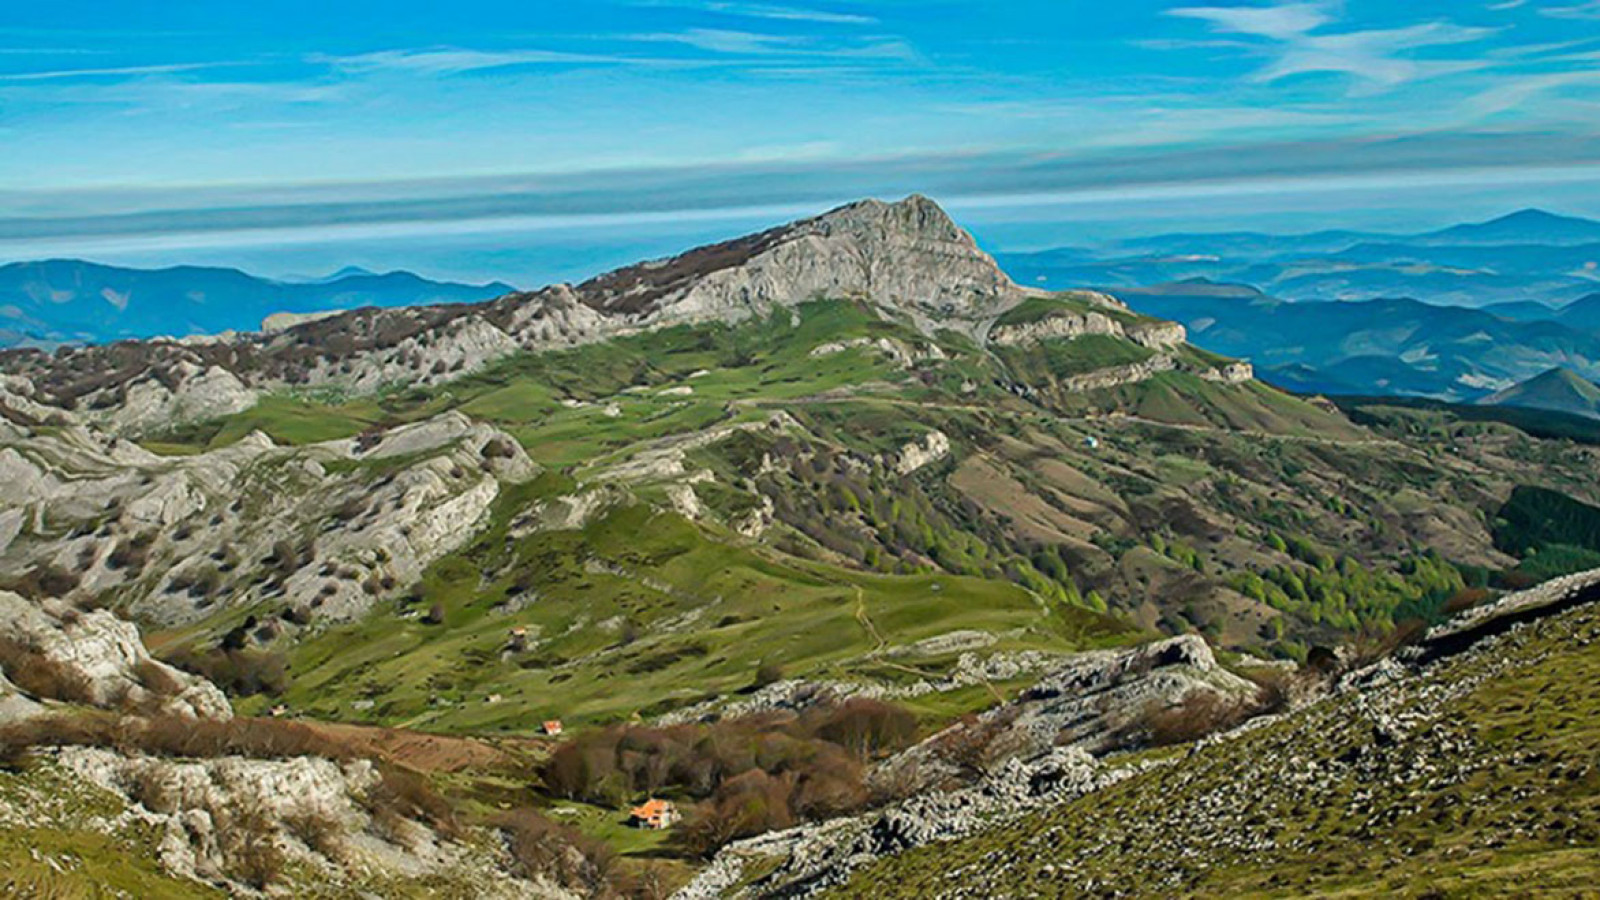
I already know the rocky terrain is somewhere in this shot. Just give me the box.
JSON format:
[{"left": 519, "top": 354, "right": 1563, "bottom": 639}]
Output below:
[
  {"left": 839, "top": 569, "right": 1600, "bottom": 898},
  {"left": 0, "top": 196, "right": 1594, "bottom": 721},
  {"left": 0, "top": 589, "right": 230, "bottom": 724},
  {"left": 676, "top": 635, "right": 1262, "bottom": 898},
  {"left": 1, "top": 410, "right": 536, "bottom": 628},
  {"left": 0, "top": 586, "right": 573, "bottom": 897}
]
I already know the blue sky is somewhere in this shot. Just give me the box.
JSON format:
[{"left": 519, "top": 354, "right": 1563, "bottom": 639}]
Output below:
[{"left": 3, "top": 0, "right": 1600, "bottom": 284}]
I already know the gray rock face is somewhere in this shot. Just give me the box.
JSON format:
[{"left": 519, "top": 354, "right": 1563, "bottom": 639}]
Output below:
[
  {"left": 676, "top": 747, "right": 1157, "bottom": 900},
  {"left": 1059, "top": 353, "right": 1180, "bottom": 392},
  {"left": 0, "top": 591, "right": 231, "bottom": 720},
  {"left": 1200, "top": 360, "right": 1255, "bottom": 383},
  {"left": 1413, "top": 566, "right": 1600, "bottom": 651},
  {"left": 891, "top": 430, "right": 951, "bottom": 476},
  {"left": 0, "top": 668, "right": 43, "bottom": 724},
  {"left": 883, "top": 635, "right": 1258, "bottom": 788},
  {"left": 904, "top": 572, "right": 1600, "bottom": 898},
  {"left": 989, "top": 311, "right": 1186, "bottom": 351},
  {"left": 581, "top": 196, "right": 1028, "bottom": 327},
  {"left": 106, "top": 362, "right": 258, "bottom": 434},
  {"left": 0, "top": 411, "right": 536, "bottom": 627}
]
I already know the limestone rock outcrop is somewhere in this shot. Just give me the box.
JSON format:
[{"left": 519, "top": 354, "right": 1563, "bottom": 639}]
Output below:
[
  {"left": 0, "top": 411, "right": 536, "bottom": 627},
  {"left": 0, "top": 591, "right": 231, "bottom": 720}
]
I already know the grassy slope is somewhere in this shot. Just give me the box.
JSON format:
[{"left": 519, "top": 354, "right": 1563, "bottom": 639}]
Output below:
[
  {"left": 146, "top": 300, "right": 910, "bottom": 468},
  {"left": 839, "top": 600, "right": 1600, "bottom": 898},
  {"left": 74, "top": 298, "right": 1600, "bottom": 888},
  {"left": 266, "top": 484, "right": 1139, "bottom": 732},
  {"left": 1336, "top": 395, "right": 1600, "bottom": 446}
]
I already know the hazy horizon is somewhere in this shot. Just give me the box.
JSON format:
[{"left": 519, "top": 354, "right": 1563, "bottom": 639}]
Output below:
[{"left": 8, "top": 197, "right": 1600, "bottom": 291}]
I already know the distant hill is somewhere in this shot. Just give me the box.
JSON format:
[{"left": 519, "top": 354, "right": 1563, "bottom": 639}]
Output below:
[
  {"left": 1414, "top": 209, "right": 1600, "bottom": 247},
  {"left": 1481, "top": 300, "right": 1562, "bottom": 322},
  {"left": 0, "top": 259, "right": 515, "bottom": 347},
  {"left": 1118, "top": 283, "right": 1600, "bottom": 401},
  {"left": 1557, "top": 294, "right": 1600, "bottom": 332},
  {"left": 1482, "top": 367, "right": 1600, "bottom": 420}
]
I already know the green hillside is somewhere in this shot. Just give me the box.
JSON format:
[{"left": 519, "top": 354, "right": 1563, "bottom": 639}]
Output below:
[
  {"left": 142, "top": 296, "right": 1600, "bottom": 716},
  {"left": 258, "top": 492, "right": 1139, "bottom": 732},
  {"left": 840, "top": 598, "right": 1600, "bottom": 898}
]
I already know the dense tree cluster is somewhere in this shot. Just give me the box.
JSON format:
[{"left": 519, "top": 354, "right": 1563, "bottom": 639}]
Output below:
[
  {"left": 541, "top": 698, "right": 917, "bottom": 856},
  {"left": 1228, "top": 541, "right": 1464, "bottom": 633}
]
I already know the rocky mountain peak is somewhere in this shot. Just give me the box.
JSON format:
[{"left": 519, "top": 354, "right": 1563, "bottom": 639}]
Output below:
[
  {"left": 574, "top": 194, "right": 1025, "bottom": 324},
  {"left": 802, "top": 193, "right": 973, "bottom": 246}
]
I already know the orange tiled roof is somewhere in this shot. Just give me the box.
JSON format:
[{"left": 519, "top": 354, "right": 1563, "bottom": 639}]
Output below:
[{"left": 631, "top": 799, "right": 672, "bottom": 818}]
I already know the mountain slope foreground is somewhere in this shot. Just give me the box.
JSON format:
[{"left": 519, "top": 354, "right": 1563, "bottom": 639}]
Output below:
[{"left": 838, "top": 570, "right": 1600, "bottom": 898}]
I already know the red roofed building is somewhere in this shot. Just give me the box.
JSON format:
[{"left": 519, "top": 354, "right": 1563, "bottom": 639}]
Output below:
[{"left": 628, "top": 798, "right": 679, "bottom": 830}]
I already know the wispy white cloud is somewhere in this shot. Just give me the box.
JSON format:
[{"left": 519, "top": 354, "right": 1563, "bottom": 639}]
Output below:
[
  {"left": 627, "top": 28, "right": 805, "bottom": 54},
  {"left": 628, "top": 1, "right": 876, "bottom": 25},
  {"left": 1166, "top": 2, "right": 1494, "bottom": 89},
  {"left": 623, "top": 28, "right": 918, "bottom": 62},
  {"left": 1258, "top": 22, "right": 1494, "bottom": 87},
  {"left": 0, "top": 62, "right": 231, "bottom": 82},
  {"left": 696, "top": 2, "right": 876, "bottom": 24},
  {"left": 312, "top": 47, "right": 653, "bottom": 75},
  {"left": 1134, "top": 37, "right": 1255, "bottom": 52},
  {"left": 1542, "top": 0, "right": 1600, "bottom": 18},
  {"left": 0, "top": 48, "right": 103, "bottom": 55},
  {"left": 1467, "top": 68, "right": 1600, "bottom": 115},
  {"left": 1167, "top": 3, "right": 1331, "bottom": 40},
  {"left": 0, "top": 76, "right": 345, "bottom": 111},
  {"left": 1484, "top": 37, "right": 1600, "bottom": 59}
]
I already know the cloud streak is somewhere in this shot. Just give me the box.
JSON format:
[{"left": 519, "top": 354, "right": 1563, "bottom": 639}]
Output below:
[
  {"left": 1167, "top": 2, "right": 1495, "bottom": 88},
  {"left": 312, "top": 47, "right": 659, "bottom": 75},
  {"left": 695, "top": 2, "right": 876, "bottom": 24},
  {"left": 1542, "top": 0, "right": 1600, "bottom": 18},
  {"left": 5, "top": 130, "right": 1597, "bottom": 247},
  {"left": 628, "top": 1, "right": 877, "bottom": 25},
  {"left": 1168, "top": 3, "right": 1331, "bottom": 40},
  {"left": 0, "top": 62, "right": 232, "bottom": 81}
]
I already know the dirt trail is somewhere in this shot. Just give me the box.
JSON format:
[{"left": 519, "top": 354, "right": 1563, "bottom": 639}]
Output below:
[
  {"left": 851, "top": 584, "right": 1006, "bottom": 706},
  {"left": 294, "top": 720, "right": 542, "bottom": 773}
]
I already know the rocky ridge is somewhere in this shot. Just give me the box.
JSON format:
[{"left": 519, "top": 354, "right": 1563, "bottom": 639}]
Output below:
[
  {"left": 0, "top": 410, "right": 537, "bottom": 628},
  {"left": 46, "top": 747, "right": 568, "bottom": 898},
  {"left": 674, "top": 635, "right": 1260, "bottom": 897},
  {"left": 988, "top": 303, "right": 1186, "bottom": 351},
  {"left": 0, "top": 589, "right": 231, "bottom": 723},
  {"left": 0, "top": 196, "right": 1189, "bottom": 437}
]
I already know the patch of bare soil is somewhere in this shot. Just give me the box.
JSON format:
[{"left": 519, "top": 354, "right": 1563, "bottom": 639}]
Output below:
[{"left": 294, "top": 720, "right": 542, "bottom": 773}]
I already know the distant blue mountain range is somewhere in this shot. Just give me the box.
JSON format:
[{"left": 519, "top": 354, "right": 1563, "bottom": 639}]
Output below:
[
  {"left": 1000, "top": 209, "right": 1600, "bottom": 309},
  {"left": 0, "top": 260, "right": 515, "bottom": 348},
  {"left": 1116, "top": 281, "right": 1600, "bottom": 402}
]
